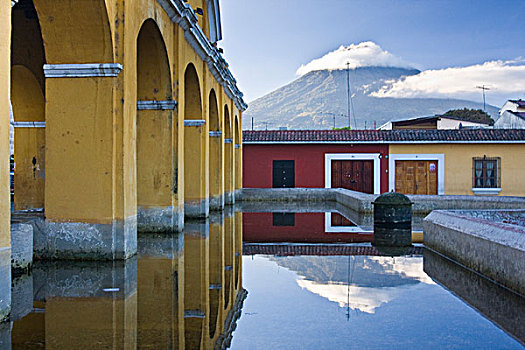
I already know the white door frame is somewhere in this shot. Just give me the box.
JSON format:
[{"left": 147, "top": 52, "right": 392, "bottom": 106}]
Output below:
[
  {"left": 389, "top": 153, "right": 445, "bottom": 195},
  {"left": 324, "top": 153, "right": 381, "bottom": 194}
]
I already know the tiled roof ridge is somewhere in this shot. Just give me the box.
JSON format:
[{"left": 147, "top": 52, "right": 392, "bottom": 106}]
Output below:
[{"left": 243, "top": 129, "right": 525, "bottom": 142}]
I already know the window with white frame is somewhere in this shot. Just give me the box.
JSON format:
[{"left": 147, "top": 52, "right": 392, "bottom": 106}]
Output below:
[{"left": 473, "top": 157, "right": 500, "bottom": 189}]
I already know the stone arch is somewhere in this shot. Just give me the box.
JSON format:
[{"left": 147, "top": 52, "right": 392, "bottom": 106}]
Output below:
[
  {"left": 184, "top": 63, "right": 208, "bottom": 217},
  {"left": 136, "top": 19, "right": 177, "bottom": 232},
  {"left": 33, "top": 0, "right": 113, "bottom": 63},
  {"left": 11, "top": 65, "right": 45, "bottom": 210},
  {"left": 11, "top": 1, "right": 46, "bottom": 211},
  {"left": 224, "top": 105, "right": 234, "bottom": 205},
  {"left": 208, "top": 89, "right": 223, "bottom": 210}
]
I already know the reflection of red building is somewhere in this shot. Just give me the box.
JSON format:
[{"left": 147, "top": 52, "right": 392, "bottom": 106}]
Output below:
[
  {"left": 242, "top": 212, "right": 373, "bottom": 244},
  {"left": 243, "top": 131, "right": 389, "bottom": 193}
]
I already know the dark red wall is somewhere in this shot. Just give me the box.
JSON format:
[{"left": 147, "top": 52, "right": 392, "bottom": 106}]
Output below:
[
  {"left": 242, "top": 212, "right": 373, "bottom": 243},
  {"left": 242, "top": 144, "right": 389, "bottom": 192}
]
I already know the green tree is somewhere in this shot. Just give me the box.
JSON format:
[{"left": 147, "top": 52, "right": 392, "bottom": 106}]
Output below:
[{"left": 442, "top": 108, "right": 495, "bottom": 125}]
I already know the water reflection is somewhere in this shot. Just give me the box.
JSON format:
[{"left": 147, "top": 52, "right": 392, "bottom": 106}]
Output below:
[{"left": 10, "top": 208, "right": 245, "bottom": 349}]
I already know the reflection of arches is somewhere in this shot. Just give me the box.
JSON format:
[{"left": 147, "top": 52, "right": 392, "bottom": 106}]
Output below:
[
  {"left": 11, "top": 65, "right": 45, "bottom": 210},
  {"left": 223, "top": 211, "right": 233, "bottom": 310},
  {"left": 184, "top": 223, "right": 208, "bottom": 350},
  {"left": 209, "top": 90, "right": 223, "bottom": 210},
  {"left": 234, "top": 211, "right": 242, "bottom": 291},
  {"left": 224, "top": 105, "right": 234, "bottom": 205},
  {"left": 208, "top": 219, "right": 223, "bottom": 339},
  {"left": 184, "top": 63, "right": 208, "bottom": 217},
  {"left": 136, "top": 19, "right": 176, "bottom": 232}
]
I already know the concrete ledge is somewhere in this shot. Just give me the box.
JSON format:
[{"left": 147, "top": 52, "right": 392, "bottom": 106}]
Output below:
[
  {"left": 224, "top": 192, "right": 235, "bottom": 205},
  {"left": 42, "top": 216, "right": 137, "bottom": 260},
  {"left": 137, "top": 232, "right": 183, "bottom": 259},
  {"left": 423, "top": 249, "right": 525, "bottom": 344},
  {"left": 185, "top": 199, "right": 209, "bottom": 219},
  {"left": 0, "top": 248, "right": 10, "bottom": 322},
  {"left": 137, "top": 206, "right": 179, "bottom": 233},
  {"left": 424, "top": 210, "right": 525, "bottom": 295},
  {"left": 239, "top": 188, "right": 525, "bottom": 214},
  {"left": 209, "top": 194, "right": 224, "bottom": 212},
  {"left": 11, "top": 222, "right": 33, "bottom": 273}
]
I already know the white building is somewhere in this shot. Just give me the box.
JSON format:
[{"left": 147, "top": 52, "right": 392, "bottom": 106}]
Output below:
[{"left": 378, "top": 115, "right": 489, "bottom": 130}]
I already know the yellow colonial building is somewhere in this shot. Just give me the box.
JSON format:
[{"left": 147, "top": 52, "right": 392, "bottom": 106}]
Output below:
[{"left": 0, "top": 0, "right": 247, "bottom": 321}]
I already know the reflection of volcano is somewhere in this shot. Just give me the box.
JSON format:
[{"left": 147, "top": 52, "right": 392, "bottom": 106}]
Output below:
[
  {"left": 270, "top": 256, "right": 433, "bottom": 287},
  {"left": 270, "top": 255, "right": 435, "bottom": 314}
]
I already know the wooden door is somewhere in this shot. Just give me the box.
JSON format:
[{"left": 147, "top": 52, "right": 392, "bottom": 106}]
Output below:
[
  {"left": 395, "top": 160, "right": 438, "bottom": 195},
  {"left": 331, "top": 213, "right": 357, "bottom": 227},
  {"left": 331, "top": 160, "right": 374, "bottom": 194},
  {"left": 273, "top": 160, "right": 295, "bottom": 188}
]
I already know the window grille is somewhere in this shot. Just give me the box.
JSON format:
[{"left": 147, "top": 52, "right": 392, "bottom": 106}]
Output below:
[{"left": 472, "top": 157, "right": 501, "bottom": 188}]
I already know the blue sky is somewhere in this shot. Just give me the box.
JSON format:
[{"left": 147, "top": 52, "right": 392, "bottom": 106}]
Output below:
[{"left": 220, "top": 0, "right": 525, "bottom": 105}]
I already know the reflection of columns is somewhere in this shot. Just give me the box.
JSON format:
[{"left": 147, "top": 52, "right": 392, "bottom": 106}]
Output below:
[
  {"left": 184, "top": 120, "right": 209, "bottom": 218},
  {"left": 234, "top": 209, "right": 243, "bottom": 293},
  {"left": 209, "top": 131, "right": 224, "bottom": 211},
  {"left": 209, "top": 211, "right": 224, "bottom": 342},
  {"left": 224, "top": 138, "right": 234, "bottom": 205},
  {"left": 184, "top": 220, "right": 209, "bottom": 349},
  {"left": 43, "top": 63, "right": 136, "bottom": 260},
  {"left": 137, "top": 232, "right": 184, "bottom": 348},
  {"left": 13, "top": 259, "right": 138, "bottom": 348},
  {"left": 222, "top": 206, "right": 234, "bottom": 314},
  {"left": 0, "top": 0, "right": 12, "bottom": 321},
  {"left": 136, "top": 100, "right": 181, "bottom": 232}
]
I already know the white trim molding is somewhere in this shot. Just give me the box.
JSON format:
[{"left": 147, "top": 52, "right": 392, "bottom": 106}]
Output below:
[
  {"left": 11, "top": 121, "right": 46, "bottom": 128},
  {"left": 389, "top": 153, "right": 445, "bottom": 195},
  {"left": 324, "top": 153, "right": 381, "bottom": 194},
  {"left": 43, "top": 64, "right": 123, "bottom": 78},
  {"left": 224, "top": 138, "right": 233, "bottom": 144},
  {"left": 472, "top": 188, "right": 501, "bottom": 195},
  {"left": 137, "top": 100, "right": 177, "bottom": 110},
  {"left": 184, "top": 119, "right": 206, "bottom": 127},
  {"left": 209, "top": 131, "right": 222, "bottom": 137},
  {"left": 154, "top": 0, "right": 247, "bottom": 111}
]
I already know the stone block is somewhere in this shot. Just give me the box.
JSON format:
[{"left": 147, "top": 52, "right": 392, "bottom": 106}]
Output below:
[
  {"left": 10, "top": 273, "right": 32, "bottom": 321},
  {"left": 10, "top": 222, "right": 33, "bottom": 273}
]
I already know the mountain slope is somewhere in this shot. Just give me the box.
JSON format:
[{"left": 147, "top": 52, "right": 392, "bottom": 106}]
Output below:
[{"left": 244, "top": 67, "right": 499, "bottom": 130}]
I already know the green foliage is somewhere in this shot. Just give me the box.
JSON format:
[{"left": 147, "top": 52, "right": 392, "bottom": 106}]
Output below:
[
  {"left": 442, "top": 108, "right": 495, "bottom": 125},
  {"left": 331, "top": 126, "right": 352, "bottom": 130}
]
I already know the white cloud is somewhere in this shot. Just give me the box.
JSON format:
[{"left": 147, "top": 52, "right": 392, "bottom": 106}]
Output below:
[
  {"left": 296, "top": 41, "right": 413, "bottom": 76},
  {"left": 370, "top": 59, "right": 525, "bottom": 105}
]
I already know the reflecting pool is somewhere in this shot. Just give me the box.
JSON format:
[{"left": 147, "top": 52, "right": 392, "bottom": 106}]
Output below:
[{"left": 6, "top": 208, "right": 525, "bottom": 349}]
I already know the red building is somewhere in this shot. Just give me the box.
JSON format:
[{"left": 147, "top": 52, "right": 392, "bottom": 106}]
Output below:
[{"left": 243, "top": 130, "right": 389, "bottom": 194}]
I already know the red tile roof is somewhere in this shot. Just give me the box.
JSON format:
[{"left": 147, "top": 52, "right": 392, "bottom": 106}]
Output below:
[{"left": 243, "top": 129, "right": 525, "bottom": 143}]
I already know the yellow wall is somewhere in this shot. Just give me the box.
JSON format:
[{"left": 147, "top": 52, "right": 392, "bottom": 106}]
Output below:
[
  {"left": 390, "top": 143, "right": 525, "bottom": 196},
  {"left": 0, "top": 1, "right": 10, "bottom": 247},
  {"left": 8, "top": 0, "right": 244, "bottom": 234}
]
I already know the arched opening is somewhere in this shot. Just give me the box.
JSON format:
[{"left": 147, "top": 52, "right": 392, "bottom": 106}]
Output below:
[
  {"left": 208, "top": 217, "right": 223, "bottom": 339},
  {"left": 11, "top": 0, "right": 46, "bottom": 211},
  {"left": 234, "top": 115, "right": 242, "bottom": 192},
  {"left": 136, "top": 19, "right": 176, "bottom": 232},
  {"left": 208, "top": 90, "right": 223, "bottom": 210},
  {"left": 184, "top": 64, "right": 208, "bottom": 218},
  {"left": 223, "top": 106, "right": 234, "bottom": 205}
]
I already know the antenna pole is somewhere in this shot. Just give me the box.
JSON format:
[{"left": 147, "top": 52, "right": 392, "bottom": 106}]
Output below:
[
  {"left": 251, "top": 117, "right": 254, "bottom": 131},
  {"left": 346, "top": 62, "right": 351, "bottom": 128},
  {"left": 476, "top": 85, "right": 491, "bottom": 111}
]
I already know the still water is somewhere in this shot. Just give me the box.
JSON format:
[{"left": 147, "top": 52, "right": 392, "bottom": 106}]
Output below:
[{"left": 7, "top": 208, "right": 525, "bottom": 349}]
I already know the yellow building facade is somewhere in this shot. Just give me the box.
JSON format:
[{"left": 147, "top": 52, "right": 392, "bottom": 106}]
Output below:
[
  {"left": 389, "top": 143, "right": 525, "bottom": 196},
  {"left": 4, "top": 0, "right": 246, "bottom": 265}
]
